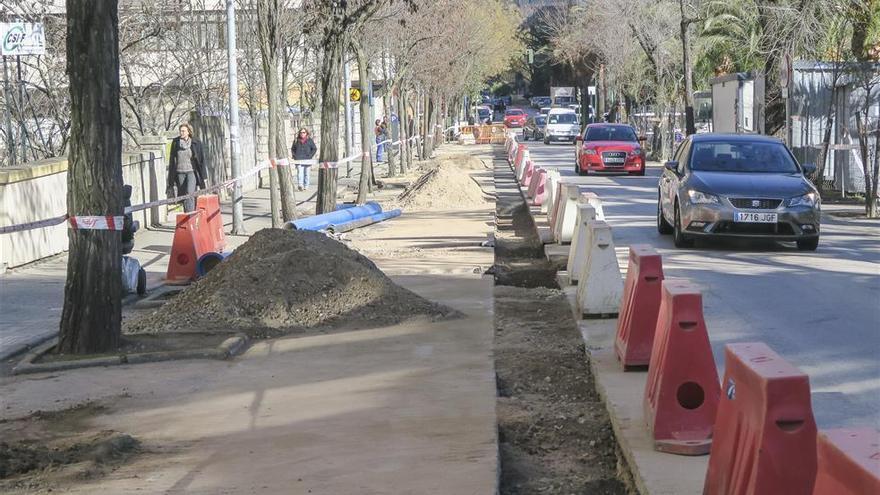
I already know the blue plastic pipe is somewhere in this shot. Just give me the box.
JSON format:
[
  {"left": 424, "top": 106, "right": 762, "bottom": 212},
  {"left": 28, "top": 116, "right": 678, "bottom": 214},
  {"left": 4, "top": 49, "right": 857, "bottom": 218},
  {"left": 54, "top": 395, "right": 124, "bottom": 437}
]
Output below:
[
  {"left": 284, "top": 202, "right": 382, "bottom": 231},
  {"left": 196, "top": 251, "right": 233, "bottom": 278},
  {"left": 326, "top": 209, "right": 402, "bottom": 233}
]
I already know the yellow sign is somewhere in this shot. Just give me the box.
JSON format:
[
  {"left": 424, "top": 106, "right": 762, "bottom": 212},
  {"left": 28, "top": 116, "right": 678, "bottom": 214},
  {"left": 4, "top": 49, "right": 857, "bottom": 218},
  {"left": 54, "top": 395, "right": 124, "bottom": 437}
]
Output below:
[{"left": 349, "top": 88, "right": 361, "bottom": 102}]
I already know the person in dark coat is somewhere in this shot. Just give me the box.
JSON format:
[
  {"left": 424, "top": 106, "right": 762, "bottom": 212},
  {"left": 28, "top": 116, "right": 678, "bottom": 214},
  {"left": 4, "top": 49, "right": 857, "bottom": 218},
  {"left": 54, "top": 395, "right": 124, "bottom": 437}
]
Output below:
[
  {"left": 167, "top": 123, "right": 207, "bottom": 212},
  {"left": 291, "top": 127, "right": 317, "bottom": 191}
]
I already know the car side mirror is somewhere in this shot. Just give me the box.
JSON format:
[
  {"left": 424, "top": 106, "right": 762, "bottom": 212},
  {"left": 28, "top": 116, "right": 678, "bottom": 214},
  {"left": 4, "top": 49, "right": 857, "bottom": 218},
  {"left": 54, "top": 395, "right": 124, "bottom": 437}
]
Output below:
[
  {"left": 664, "top": 161, "right": 679, "bottom": 172},
  {"left": 638, "top": 135, "right": 647, "bottom": 141},
  {"left": 802, "top": 162, "right": 817, "bottom": 177}
]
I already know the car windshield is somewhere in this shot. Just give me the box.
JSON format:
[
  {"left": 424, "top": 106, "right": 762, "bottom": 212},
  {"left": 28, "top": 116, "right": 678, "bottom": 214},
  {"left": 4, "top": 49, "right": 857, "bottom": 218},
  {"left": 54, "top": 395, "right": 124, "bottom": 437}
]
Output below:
[
  {"left": 548, "top": 113, "right": 577, "bottom": 124},
  {"left": 505, "top": 110, "right": 523, "bottom": 116},
  {"left": 690, "top": 141, "right": 800, "bottom": 173},
  {"left": 585, "top": 126, "right": 637, "bottom": 142},
  {"left": 535, "top": 116, "right": 546, "bottom": 126},
  {"left": 477, "top": 108, "right": 489, "bottom": 116}
]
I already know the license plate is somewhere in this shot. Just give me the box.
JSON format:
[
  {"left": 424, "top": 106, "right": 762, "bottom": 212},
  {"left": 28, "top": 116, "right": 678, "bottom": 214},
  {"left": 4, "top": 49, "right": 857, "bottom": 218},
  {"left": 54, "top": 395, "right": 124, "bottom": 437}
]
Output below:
[
  {"left": 735, "top": 212, "right": 777, "bottom": 223},
  {"left": 604, "top": 157, "right": 625, "bottom": 164}
]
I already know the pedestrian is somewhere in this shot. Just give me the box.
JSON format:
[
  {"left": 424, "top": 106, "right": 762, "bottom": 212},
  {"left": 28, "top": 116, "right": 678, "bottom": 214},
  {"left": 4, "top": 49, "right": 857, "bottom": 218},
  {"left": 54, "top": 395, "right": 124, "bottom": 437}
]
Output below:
[
  {"left": 291, "top": 128, "right": 317, "bottom": 191},
  {"left": 166, "top": 123, "right": 206, "bottom": 212},
  {"left": 374, "top": 119, "right": 387, "bottom": 162}
]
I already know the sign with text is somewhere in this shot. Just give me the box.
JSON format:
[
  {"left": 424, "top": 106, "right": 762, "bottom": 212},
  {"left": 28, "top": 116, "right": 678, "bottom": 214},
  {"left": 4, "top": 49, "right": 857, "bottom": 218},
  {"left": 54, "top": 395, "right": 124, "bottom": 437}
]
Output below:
[{"left": 1, "top": 23, "right": 46, "bottom": 56}]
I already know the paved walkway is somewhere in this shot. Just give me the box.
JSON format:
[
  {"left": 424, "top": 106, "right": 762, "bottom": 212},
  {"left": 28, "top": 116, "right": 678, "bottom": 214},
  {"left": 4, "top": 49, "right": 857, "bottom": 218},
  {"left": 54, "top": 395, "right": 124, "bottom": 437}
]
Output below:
[{"left": 0, "top": 146, "right": 499, "bottom": 494}]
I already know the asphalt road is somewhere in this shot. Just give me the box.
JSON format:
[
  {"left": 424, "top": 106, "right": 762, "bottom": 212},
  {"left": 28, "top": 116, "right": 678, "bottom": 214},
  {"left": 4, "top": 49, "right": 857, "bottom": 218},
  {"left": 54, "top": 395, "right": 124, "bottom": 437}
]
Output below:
[{"left": 527, "top": 139, "right": 880, "bottom": 429}]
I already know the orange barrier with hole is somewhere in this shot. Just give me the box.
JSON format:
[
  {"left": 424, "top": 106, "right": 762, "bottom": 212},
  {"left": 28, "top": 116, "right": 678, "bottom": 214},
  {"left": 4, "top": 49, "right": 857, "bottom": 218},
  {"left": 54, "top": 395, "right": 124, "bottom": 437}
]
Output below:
[
  {"left": 704, "top": 342, "right": 817, "bottom": 494},
  {"left": 615, "top": 245, "right": 665, "bottom": 369},
  {"left": 813, "top": 428, "right": 880, "bottom": 495},
  {"left": 166, "top": 210, "right": 214, "bottom": 284},
  {"left": 196, "top": 194, "right": 226, "bottom": 253},
  {"left": 643, "top": 279, "right": 719, "bottom": 455}
]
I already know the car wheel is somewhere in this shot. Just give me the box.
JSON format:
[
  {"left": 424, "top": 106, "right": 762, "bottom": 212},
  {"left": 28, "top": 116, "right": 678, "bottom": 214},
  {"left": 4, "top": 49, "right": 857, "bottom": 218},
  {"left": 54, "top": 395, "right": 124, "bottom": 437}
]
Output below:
[
  {"left": 522, "top": 131, "right": 528, "bottom": 141},
  {"left": 796, "top": 237, "right": 819, "bottom": 251},
  {"left": 673, "top": 203, "right": 694, "bottom": 248},
  {"left": 630, "top": 169, "right": 646, "bottom": 176},
  {"left": 136, "top": 267, "right": 147, "bottom": 296},
  {"left": 657, "top": 196, "right": 673, "bottom": 234},
  {"left": 575, "top": 160, "right": 584, "bottom": 176}
]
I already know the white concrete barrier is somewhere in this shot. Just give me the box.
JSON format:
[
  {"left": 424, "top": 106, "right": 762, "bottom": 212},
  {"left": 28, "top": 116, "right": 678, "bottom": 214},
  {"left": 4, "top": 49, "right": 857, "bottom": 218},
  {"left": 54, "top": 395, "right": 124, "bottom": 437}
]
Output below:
[
  {"left": 576, "top": 220, "right": 624, "bottom": 317},
  {"left": 552, "top": 183, "right": 582, "bottom": 244},
  {"left": 580, "top": 191, "right": 605, "bottom": 221},
  {"left": 566, "top": 202, "right": 598, "bottom": 284},
  {"left": 542, "top": 170, "right": 561, "bottom": 214}
]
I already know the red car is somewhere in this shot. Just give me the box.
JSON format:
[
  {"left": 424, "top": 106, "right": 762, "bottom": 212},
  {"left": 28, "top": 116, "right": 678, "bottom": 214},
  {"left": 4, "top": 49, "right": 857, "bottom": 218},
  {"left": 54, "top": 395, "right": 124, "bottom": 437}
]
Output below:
[
  {"left": 575, "top": 124, "right": 646, "bottom": 176},
  {"left": 503, "top": 109, "right": 527, "bottom": 128}
]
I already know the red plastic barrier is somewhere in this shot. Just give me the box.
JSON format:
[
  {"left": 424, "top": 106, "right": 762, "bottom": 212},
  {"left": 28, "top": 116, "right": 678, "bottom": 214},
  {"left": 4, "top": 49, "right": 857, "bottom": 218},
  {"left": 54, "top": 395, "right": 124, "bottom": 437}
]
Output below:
[
  {"left": 704, "top": 342, "right": 817, "bottom": 494},
  {"left": 527, "top": 167, "right": 545, "bottom": 199},
  {"left": 644, "top": 279, "right": 719, "bottom": 455},
  {"left": 532, "top": 169, "right": 547, "bottom": 205},
  {"left": 813, "top": 428, "right": 880, "bottom": 495},
  {"left": 522, "top": 160, "right": 535, "bottom": 187},
  {"left": 512, "top": 143, "right": 525, "bottom": 168},
  {"left": 166, "top": 210, "right": 213, "bottom": 284},
  {"left": 615, "top": 245, "right": 664, "bottom": 368},
  {"left": 196, "top": 194, "right": 226, "bottom": 253}
]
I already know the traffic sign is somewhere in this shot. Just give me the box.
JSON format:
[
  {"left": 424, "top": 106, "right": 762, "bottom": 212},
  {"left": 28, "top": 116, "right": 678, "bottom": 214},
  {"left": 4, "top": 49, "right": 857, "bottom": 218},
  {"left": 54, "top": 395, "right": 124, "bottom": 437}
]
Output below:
[{"left": 349, "top": 88, "right": 361, "bottom": 102}]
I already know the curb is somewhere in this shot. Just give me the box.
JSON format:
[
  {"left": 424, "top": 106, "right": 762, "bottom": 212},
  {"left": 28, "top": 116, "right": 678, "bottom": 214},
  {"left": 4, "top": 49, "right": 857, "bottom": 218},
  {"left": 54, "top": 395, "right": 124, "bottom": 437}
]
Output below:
[{"left": 11, "top": 333, "right": 249, "bottom": 375}]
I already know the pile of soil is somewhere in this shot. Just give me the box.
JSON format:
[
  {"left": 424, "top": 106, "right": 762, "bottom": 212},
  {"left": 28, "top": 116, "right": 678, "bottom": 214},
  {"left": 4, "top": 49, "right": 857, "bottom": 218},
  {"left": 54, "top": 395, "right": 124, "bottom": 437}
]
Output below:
[
  {"left": 125, "top": 229, "right": 457, "bottom": 336},
  {"left": 396, "top": 162, "right": 491, "bottom": 211}
]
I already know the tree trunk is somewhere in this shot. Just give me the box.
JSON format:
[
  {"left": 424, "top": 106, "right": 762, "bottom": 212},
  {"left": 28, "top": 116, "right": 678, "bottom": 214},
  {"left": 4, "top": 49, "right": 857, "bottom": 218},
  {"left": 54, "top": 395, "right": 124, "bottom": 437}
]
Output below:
[
  {"left": 276, "top": 86, "right": 297, "bottom": 220},
  {"left": 871, "top": 122, "right": 880, "bottom": 218},
  {"left": 397, "top": 86, "right": 409, "bottom": 174},
  {"left": 680, "top": 3, "right": 696, "bottom": 136},
  {"left": 381, "top": 55, "right": 396, "bottom": 177},
  {"left": 317, "top": 26, "right": 344, "bottom": 214},
  {"left": 403, "top": 88, "right": 414, "bottom": 169},
  {"left": 59, "top": 0, "right": 123, "bottom": 354},
  {"left": 815, "top": 82, "right": 839, "bottom": 196},
  {"left": 256, "top": 0, "right": 284, "bottom": 226},
  {"left": 597, "top": 63, "right": 606, "bottom": 119},
  {"left": 353, "top": 39, "right": 373, "bottom": 204}
]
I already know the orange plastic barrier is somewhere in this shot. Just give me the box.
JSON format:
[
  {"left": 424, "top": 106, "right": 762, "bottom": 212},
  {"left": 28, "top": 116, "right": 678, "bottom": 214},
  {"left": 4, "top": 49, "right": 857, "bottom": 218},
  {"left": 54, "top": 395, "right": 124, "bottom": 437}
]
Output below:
[
  {"left": 166, "top": 210, "right": 213, "bottom": 284},
  {"left": 704, "top": 342, "right": 817, "bottom": 494},
  {"left": 513, "top": 144, "right": 526, "bottom": 172},
  {"left": 813, "top": 428, "right": 880, "bottom": 495},
  {"left": 615, "top": 245, "right": 664, "bottom": 369},
  {"left": 196, "top": 194, "right": 226, "bottom": 253},
  {"left": 644, "top": 279, "right": 719, "bottom": 455}
]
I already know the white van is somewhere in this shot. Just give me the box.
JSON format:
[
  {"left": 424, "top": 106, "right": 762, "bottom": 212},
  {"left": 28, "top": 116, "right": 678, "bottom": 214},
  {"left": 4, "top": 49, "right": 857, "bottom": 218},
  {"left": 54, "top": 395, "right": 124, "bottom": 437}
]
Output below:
[{"left": 543, "top": 108, "right": 580, "bottom": 145}]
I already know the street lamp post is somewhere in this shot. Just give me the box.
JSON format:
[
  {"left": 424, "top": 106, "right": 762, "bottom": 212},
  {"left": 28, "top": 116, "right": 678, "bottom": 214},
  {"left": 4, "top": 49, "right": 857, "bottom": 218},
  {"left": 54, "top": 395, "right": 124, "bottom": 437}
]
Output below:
[{"left": 226, "top": 0, "right": 244, "bottom": 234}]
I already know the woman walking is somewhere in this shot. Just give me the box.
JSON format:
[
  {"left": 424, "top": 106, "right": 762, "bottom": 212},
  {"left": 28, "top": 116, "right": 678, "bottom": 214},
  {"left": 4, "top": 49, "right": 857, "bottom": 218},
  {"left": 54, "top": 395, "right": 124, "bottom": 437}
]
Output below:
[
  {"left": 166, "top": 123, "right": 206, "bottom": 212},
  {"left": 374, "top": 119, "right": 387, "bottom": 162},
  {"left": 291, "top": 128, "right": 317, "bottom": 191}
]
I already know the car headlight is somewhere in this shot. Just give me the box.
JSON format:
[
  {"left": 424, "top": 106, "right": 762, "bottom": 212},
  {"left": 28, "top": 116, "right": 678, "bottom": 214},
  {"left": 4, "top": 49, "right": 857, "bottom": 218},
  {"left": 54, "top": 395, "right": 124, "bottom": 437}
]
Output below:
[
  {"left": 628, "top": 148, "right": 642, "bottom": 157},
  {"left": 788, "top": 192, "right": 820, "bottom": 208},
  {"left": 687, "top": 190, "right": 720, "bottom": 204}
]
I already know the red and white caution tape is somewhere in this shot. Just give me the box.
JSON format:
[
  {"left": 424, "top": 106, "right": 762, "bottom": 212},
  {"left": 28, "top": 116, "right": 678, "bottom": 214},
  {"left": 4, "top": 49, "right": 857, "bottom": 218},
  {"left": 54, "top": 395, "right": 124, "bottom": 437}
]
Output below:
[{"left": 68, "top": 215, "right": 125, "bottom": 230}]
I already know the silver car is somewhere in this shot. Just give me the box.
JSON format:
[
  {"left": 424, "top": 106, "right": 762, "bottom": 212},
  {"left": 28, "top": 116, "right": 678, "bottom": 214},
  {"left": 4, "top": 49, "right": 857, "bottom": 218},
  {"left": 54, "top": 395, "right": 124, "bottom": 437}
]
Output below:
[{"left": 657, "top": 134, "right": 820, "bottom": 250}]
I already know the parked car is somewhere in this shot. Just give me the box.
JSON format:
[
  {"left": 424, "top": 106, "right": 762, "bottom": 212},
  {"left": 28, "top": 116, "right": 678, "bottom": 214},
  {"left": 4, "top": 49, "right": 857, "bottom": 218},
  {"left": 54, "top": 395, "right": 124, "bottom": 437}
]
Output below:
[
  {"left": 522, "top": 115, "right": 547, "bottom": 141},
  {"left": 503, "top": 108, "right": 527, "bottom": 128},
  {"left": 476, "top": 106, "right": 492, "bottom": 123},
  {"left": 575, "top": 124, "right": 646, "bottom": 176},
  {"left": 543, "top": 108, "right": 580, "bottom": 144},
  {"left": 657, "top": 133, "right": 820, "bottom": 250}
]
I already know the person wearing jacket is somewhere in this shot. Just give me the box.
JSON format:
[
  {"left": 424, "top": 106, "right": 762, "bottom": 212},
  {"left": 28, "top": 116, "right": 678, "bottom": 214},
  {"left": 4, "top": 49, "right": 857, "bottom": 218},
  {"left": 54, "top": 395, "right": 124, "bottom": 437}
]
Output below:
[
  {"left": 291, "top": 128, "right": 317, "bottom": 191},
  {"left": 167, "top": 123, "right": 207, "bottom": 212}
]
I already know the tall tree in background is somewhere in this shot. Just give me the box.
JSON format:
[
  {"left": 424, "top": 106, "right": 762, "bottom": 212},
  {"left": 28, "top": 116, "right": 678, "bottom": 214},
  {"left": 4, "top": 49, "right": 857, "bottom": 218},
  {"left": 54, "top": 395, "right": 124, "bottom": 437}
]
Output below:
[
  {"left": 257, "top": 0, "right": 297, "bottom": 225},
  {"left": 58, "top": 0, "right": 124, "bottom": 353}
]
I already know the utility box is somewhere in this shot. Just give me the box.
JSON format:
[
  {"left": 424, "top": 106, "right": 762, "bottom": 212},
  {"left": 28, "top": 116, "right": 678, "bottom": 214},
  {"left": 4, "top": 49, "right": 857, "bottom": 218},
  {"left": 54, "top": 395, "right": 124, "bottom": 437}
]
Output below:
[{"left": 710, "top": 72, "right": 765, "bottom": 134}]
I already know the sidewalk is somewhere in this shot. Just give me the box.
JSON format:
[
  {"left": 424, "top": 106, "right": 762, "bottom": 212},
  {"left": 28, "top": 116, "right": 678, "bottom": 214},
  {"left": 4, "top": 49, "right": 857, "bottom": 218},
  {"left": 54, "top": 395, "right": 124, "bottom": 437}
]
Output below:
[{"left": 0, "top": 146, "right": 499, "bottom": 493}]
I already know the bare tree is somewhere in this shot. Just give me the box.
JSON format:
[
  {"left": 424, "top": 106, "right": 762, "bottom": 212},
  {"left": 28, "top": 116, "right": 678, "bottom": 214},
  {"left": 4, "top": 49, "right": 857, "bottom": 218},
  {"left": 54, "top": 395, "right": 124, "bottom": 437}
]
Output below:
[{"left": 58, "top": 0, "right": 124, "bottom": 354}]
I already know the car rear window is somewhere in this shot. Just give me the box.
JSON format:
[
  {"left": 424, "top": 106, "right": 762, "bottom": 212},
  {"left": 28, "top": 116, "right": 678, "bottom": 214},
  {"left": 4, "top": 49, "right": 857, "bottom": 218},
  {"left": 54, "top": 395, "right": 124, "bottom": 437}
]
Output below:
[
  {"left": 585, "top": 126, "right": 637, "bottom": 142},
  {"left": 548, "top": 113, "right": 577, "bottom": 124},
  {"left": 690, "top": 142, "right": 800, "bottom": 173},
  {"left": 505, "top": 110, "right": 524, "bottom": 116}
]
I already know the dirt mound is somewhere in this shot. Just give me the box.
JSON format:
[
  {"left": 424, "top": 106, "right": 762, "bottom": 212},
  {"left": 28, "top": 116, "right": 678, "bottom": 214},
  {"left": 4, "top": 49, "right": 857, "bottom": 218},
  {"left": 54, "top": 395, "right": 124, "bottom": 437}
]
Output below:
[
  {"left": 125, "top": 229, "right": 457, "bottom": 336},
  {"left": 431, "top": 152, "right": 488, "bottom": 170},
  {"left": 396, "top": 163, "right": 491, "bottom": 210}
]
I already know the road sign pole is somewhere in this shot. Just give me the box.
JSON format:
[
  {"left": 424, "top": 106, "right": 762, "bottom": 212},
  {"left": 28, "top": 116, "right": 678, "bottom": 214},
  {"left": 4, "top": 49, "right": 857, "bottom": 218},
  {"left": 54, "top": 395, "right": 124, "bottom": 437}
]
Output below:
[
  {"left": 2, "top": 55, "right": 15, "bottom": 167},
  {"left": 225, "top": 0, "right": 244, "bottom": 234}
]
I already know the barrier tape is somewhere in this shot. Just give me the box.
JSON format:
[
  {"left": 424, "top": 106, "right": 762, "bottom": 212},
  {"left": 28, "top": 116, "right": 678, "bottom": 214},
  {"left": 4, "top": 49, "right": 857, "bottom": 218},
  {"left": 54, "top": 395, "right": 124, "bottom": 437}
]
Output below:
[{"left": 2, "top": 132, "right": 436, "bottom": 235}]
